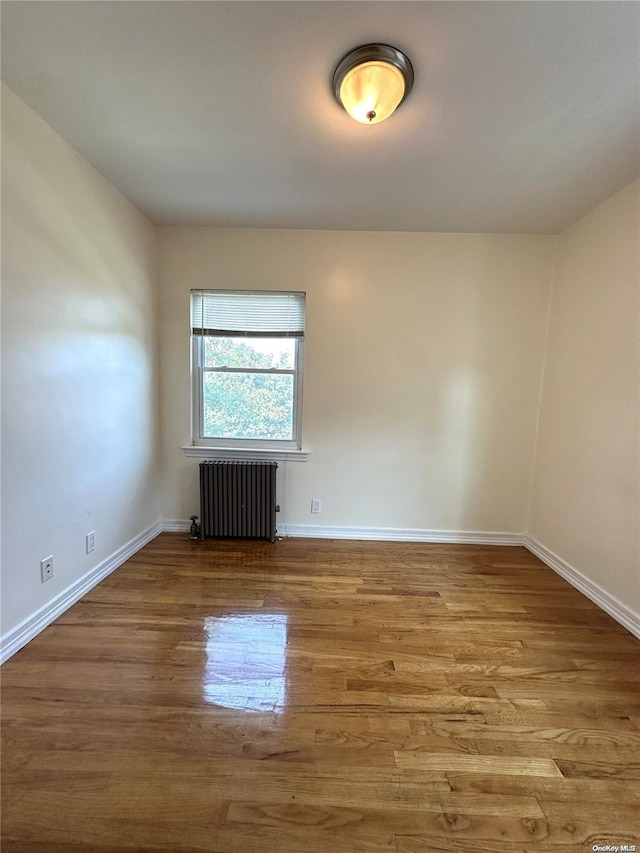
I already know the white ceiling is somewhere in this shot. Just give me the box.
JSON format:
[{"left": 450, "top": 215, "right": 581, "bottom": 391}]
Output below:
[{"left": 2, "top": 1, "right": 639, "bottom": 233}]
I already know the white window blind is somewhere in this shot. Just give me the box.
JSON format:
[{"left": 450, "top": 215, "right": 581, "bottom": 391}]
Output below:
[{"left": 191, "top": 290, "right": 305, "bottom": 338}]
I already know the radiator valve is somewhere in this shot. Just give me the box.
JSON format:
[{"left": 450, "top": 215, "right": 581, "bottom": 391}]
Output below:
[{"left": 189, "top": 515, "right": 201, "bottom": 540}]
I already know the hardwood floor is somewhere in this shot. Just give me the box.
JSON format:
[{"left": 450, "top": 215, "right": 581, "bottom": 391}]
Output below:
[{"left": 2, "top": 534, "right": 639, "bottom": 852}]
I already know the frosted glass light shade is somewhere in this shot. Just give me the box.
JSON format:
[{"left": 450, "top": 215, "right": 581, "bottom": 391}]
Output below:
[
  {"left": 339, "top": 61, "right": 405, "bottom": 124},
  {"left": 332, "top": 44, "right": 414, "bottom": 125}
]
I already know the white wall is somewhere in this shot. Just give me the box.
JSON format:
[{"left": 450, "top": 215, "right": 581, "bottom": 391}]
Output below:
[
  {"left": 1, "top": 85, "right": 160, "bottom": 640},
  {"left": 528, "top": 180, "right": 640, "bottom": 617},
  {"left": 159, "top": 228, "right": 554, "bottom": 535}
]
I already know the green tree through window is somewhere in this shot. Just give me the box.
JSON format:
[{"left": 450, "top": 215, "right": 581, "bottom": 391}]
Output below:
[{"left": 202, "top": 338, "right": 294, "bottom": 440}]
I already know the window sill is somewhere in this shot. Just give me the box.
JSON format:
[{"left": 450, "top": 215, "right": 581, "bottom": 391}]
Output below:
[{"left": 182, "top": 445, "right": 309, "bottom": 462}]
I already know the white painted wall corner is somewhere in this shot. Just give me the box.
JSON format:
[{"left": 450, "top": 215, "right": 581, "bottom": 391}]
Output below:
[{"left": 523, "top": 535, "right": 640, "bottom": 641}]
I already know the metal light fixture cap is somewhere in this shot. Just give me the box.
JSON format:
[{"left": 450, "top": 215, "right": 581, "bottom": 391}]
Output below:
[{"left": 332, "top": 43, "right": 415, "bottom": 112}]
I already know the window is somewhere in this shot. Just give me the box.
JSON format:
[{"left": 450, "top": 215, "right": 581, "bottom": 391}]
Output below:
[{"left": 191, "top": 290, "right": 305, "bottom": 449}]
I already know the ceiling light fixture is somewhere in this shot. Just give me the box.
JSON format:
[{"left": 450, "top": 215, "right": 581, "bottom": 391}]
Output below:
[{"left": 332, "top": 43, "right": 414, "bottom": 125}]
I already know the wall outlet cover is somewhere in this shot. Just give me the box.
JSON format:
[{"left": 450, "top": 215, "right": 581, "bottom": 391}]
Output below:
[
  {"left": 40, "top": 556, "right": 54, "bottom": 583},
  {"left": 86, "top": 531, "right": 96, "bottom": 554}
]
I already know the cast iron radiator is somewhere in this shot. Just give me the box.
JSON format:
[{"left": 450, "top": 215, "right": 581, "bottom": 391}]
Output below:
[{"left": 199, "top": 460, "right": 278, "bottom": 542}]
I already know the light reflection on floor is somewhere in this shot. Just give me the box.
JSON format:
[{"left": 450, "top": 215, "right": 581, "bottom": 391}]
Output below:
[{"left": 203, "top": 614, "right": 288, "bottom": 712}]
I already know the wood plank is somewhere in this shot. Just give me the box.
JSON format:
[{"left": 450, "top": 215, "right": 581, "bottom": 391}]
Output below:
[
  {"left": 446, "top": 770, "right": 640, "bottom": 803},
  {"left": 394, "top": 752, "right": 562, "bottom": 776},
  {"left": 555, "top": 759, "right": 640, "bottom": 780}
]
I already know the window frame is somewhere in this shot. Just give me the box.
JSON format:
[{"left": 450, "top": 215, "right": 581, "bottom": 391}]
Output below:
[{"left": 190, "top": 291, "right": 305, "bottom": 451}]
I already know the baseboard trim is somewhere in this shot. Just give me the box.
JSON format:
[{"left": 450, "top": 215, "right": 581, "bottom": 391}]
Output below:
[
  {"left": 0, "top": 521, "right": 163, "bottom": 665},
  {"left": 278, "top": 524, "right": 524, "bottom": 544},
  {"left": 523, "top": 535, "right": 640, "bottom": 641},
  {"left": 162, "top": 518, "right": 192, "bottom": 533},
  {"left": 162, "top": 519, "right": 523, "bottom": 545}
]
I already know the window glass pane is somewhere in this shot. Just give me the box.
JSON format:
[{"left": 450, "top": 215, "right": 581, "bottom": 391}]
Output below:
[
  {"left": 203, "top": 337, "right": 295, "bottom": 370},
  {"left": 203, "top": 372, "right": 294, "bottom": 440}
]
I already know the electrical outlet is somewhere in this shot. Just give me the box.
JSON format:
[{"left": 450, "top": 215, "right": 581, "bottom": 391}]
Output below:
[
  {"left": 40, "top": 556, "right": 54, "bottom": 583},
  {"left": 86, "top": 531, "right": 96, "bottom": 554},
  {"left": 311, "top": 499, "right": 321, "bottom": 514}
]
